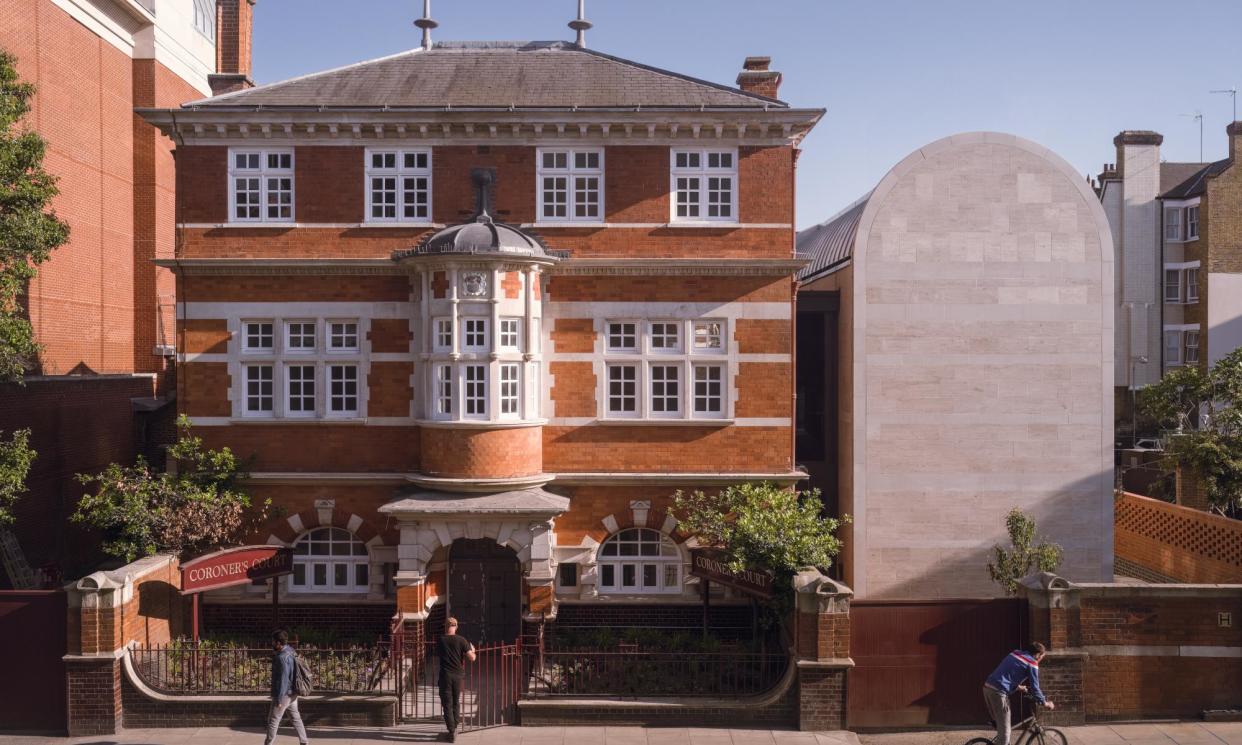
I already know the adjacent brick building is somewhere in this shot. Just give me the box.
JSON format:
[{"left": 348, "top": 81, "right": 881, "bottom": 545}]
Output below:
[
  {"left": 139, "top": 40, "right": 822, "bottom": 641},
  {"left": 0, "top": 1, "right": 253, "bottom": 580}
]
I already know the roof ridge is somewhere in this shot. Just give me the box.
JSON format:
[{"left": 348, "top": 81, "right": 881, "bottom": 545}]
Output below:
[
  {"left": 183, "top": 47, "right": 428, "bottom": 108},
  {"left": 569, "top": 45, "right": 788, "bottom": 107}
]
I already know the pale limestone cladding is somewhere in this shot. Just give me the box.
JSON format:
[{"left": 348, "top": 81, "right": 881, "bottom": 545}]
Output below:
[{"left": 851, "top": 133, "right": 1114, "bottom": 598}]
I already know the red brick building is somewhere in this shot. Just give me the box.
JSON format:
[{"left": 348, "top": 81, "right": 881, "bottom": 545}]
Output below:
[
  {"left": 0, "top": 0, "right": 252, "bottom": 579},
  {"left": 139, "top": 40, "right": 822, "bottom": 642}
]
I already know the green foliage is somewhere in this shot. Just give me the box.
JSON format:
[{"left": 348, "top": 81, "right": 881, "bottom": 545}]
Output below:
[
  {"left": 73, "top": 415, "right": 270, "bottom": 562},
  {"left": 0, "top": 50, "right": 70, "bottom": 382},
  {"left": 1138, "top": 347, "right": 1242, "bottom": 513},
  {"left": 986, "top": 508, "right": 1063, "bottom": 596},
  {"left": 0, "top": 428, "right": 34, "bottom": 525},
  {"left": 672, "top": 482, "right": 846, "bottom": 576}
]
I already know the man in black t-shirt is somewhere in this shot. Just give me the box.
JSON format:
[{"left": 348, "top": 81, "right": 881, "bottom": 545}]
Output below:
[{"left": 436, "top": 617, "right": 476, "bottom": 741}]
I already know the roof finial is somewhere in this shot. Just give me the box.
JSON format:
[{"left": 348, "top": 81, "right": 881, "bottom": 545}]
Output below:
[
  {"left": 569, "top": 0, "right": 592, "bottom": 47},
  {"left": 414, "top": 0, "right": 438, "bottom": 50}
]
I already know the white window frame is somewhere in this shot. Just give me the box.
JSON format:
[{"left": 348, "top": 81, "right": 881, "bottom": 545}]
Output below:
[
  {"left": 463, "top": 318, "right": 489, "bottom": 352},
  {"left": 289, "top": 527, "right": 370, "bottom": 595},
  {"left": 1186, "top": 267, "right": 1199, "bottom": 303},
  {"left": 499, "top": 363, "right": 521, "bottom": 417},
  {"left": 600, "top": 318, "right": 732, "bottom": 421},
  {"left": 499, "top": 318, "right": 522, "bottom": 350},
  {"left": 434, "top": 318, "right": 453, "bottom": 351},
  {"left": 233, "top": 316, "right": 367, "bottom": 421},
  {"left": 648, "top": 363, "right": 682, "bottom": 418},
  {"left": 463, "top": 364, "right": 488, "bottom": 419},
  {"left": 192, "top": 0, "right": 216, "bottom": 41},
  {"left": 1185, "top": 331, "right": 1200, "bottom": 364},
  {"left": 536, "top": 148, "right": 604, "bottom": 222},
  {"left": 327, "top": 363, "right": 359, "bottom": 416},
  {"left": 328, "top": 320, "right": 359, "bottom": 352},
  {"left": 1165, "top": 330, "right": 1183, "bottom": 365},
  {"left": 1187, "top": 205, "right": 1200, "bottom": 240},
  {"left": 364, "top": 148, "right": 432, "bottom": 223},
  {"left": 606, "top": 320, "right": 639, "bottom": 353},
  {"left": 1164, "top": 207, "right": 1183, "bottom": 242},
  {"left": 692, "top": 319, "right": 726, "bottom": 354},
  {"left": 692, "top": 363, "right": 726, "bottom": 419},
  {"left": 596, "top": 528, "right": 683, "bottom": 595},
  {"left": 243, "top": 363, "right": 275, "bottom": 417},
  {"left": 1165, "top": 269, "right": 1183, "bottom": 304},
  {"left": 648, "top": 321, "right": 682, "bottom": 354},
  {"left": 228, "top": 148, "right": 294, "bottom": 223},
  {"left": 434, "top": 364, "right": 454, "bottom": 419},
  {"left": 670, "top": 148, "right": 738, "bottom": 223},
  {"left": 605, "top": 363, "right": 640, "bottom": 418},
  {"left": 284, "top": 363, "right": 317, "bottom": 418},
  {"left": 242, "top": 320, "right": 274, "bottom": 352}
]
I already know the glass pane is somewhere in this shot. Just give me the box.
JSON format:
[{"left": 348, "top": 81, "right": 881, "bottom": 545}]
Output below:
[
  {"left": 601, "top": 543, "right": 617, "bottom": 556},
  {"left": 334, "top": 564, "right": 348, "bottom": 586},
  {"left": 332, "top": 540, "right": 350, "bottom": 556},
  {"left": 622, "top": 564, "right": 636, "bottom": 587},
  {"left": 664, "top": 565, "right": 678, "bottom": 588},
  {"left": 619, "top": 542, "right": 638, "bottom": 556},
  {"left": 601, "top": 564, "right": 614, "bottom": 587},
  {"left": 311, "top": 542, "right": 329, "bottom": 555},
  {"left": 313, "top": 563, "right": 327, "bottom": 586},
  {"left": 353, "top": 541, "right": 368, "bottom": 556},
  {"left": 293, "top": 564, "right": 306, "bottom": 585},
  {"left": 643, "top": 564, "right": 657, "bottom": 587},
  {"left": 356, "top": 564, "right": 369, "bottom": 587},
  {"left": 640, "top": 542, "right": 658, "bottom": 556}
]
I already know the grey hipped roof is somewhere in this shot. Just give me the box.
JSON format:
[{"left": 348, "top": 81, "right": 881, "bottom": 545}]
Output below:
[
  {"left": 188, "top": 41, "right": 787, "bottom": 110},
  {"left": 796, "top": 193, "right": 871, "bottom": 281},
  {"left": 1161, "top": 159, "right": 1230, "bottom": 199},
  {"left": 1160, "top": 162, "right": 1212, "bottom": 195}
]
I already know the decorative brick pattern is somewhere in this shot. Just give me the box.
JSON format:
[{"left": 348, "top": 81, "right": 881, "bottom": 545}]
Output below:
[
  {"left": 1115, "top": 492, "right": 1242, "bottom": 583},
  {"left": 419, "top": 425, "right": 542, "bottom": 479}
]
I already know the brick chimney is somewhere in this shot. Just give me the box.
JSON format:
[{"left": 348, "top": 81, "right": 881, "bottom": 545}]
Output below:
[
  {"left": 209, "top": 0, "right": 256, "bottom": 97},
  {"left": 1228, "top": 121, "right": 1242, "bottom": 163},
  {"left": 736, "top": 56, "right": 781, "bottom": 99}
]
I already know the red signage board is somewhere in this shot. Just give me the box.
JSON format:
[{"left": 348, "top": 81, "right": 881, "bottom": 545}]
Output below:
[
  {"left": 689, "top": 549, "right": 774, "bottom": 599},
  {"left": 180, "top": 545, "right": 294, "bottom": 595}
]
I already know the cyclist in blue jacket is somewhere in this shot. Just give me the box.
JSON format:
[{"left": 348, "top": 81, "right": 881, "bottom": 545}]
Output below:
[{"left": 983, "top": 642, "right": 1055, "bottom": 745}]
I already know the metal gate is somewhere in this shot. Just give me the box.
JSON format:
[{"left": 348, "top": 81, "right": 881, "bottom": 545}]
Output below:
[
  {"left": 848, "top": 599, "right": 1026, "bottom": 729},
  {"left": 0, "top": 590, "right": 67, "bottom": 732},
  {"left": 392, "top": 635, "right": 522, "bottom": 729}
]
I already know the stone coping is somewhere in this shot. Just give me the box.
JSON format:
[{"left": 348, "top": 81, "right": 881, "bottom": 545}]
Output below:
[{"left": 795, "top": 657, "right": 855, "bottom": 669}]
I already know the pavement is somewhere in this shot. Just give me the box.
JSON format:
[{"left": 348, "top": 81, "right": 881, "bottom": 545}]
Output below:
[{"left": 1, "top": 722, "right": 1240, "bottom": 745}]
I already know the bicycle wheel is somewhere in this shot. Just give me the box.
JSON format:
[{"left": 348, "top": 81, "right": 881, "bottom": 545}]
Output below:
[
  {"left": 965, "top": 738, "right": 994, "bottom": 745},
  {"left": 1034, "top": 727, "right": 1068, "bottom": 745}
]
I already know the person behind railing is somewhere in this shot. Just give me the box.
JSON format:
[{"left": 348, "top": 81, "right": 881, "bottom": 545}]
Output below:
[
  {"left": 264, "top": 630, "right": 309, "bottom": 745},
  {"left": 437, "top": 617, "right": 476, "bottom": 742}
]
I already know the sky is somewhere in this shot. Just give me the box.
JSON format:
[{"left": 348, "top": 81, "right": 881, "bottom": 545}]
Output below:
[{"left": 250, "top": 0, "right": 1242, "bottom": 230}]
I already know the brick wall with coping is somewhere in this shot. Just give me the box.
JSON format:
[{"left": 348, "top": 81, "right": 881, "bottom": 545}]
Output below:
[{"left": 1115, "top": 491, "right": 1242, "bottom": 583}]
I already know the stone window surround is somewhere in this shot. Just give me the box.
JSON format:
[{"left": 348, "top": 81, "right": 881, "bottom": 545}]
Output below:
[
  {"left": 227, "top": 147, "right": 295, "bottom": 224},
  {"left": 288, "top": 526, "right": 370, "bottom": 595},
  {"left": 598, "top": 317, "right": 732, "bottom": 422},
  {"left": 233, "top": 314, "right": 373, "bottom": 421},
  {"left": 363, "top": 146, "right": 434, "bottom": 225}
]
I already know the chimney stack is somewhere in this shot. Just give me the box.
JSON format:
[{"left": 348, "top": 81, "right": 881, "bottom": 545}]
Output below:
[
  {"left": 209, "top": 0, "right": 256, "bottom": 97},
  {"left": 1112, "top": 130, "right": 1162, "bottom": 179},
  {"left": 736, "top": 56, "right": 781, "bottom": 99},
  {"left": 1228, "top": 121, "right": 1242, "bottom": 163}
]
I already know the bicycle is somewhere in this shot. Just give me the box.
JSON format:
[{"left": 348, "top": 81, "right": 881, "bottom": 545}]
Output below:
[{"left": 966, "top": 693, "right": 1067, "bottom": 745}]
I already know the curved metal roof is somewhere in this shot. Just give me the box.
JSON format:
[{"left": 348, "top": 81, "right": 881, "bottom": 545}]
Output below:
[
  {"left": 396, "top": 213, "right": 558, "bottom": 261},
  {"left": 796, "top": 192, "right": 871, "bottom": 281}
]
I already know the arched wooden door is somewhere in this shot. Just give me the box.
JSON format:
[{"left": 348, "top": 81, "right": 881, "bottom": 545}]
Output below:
[{"left": 448, "top": 538, "right": 521, "bottom": 644}]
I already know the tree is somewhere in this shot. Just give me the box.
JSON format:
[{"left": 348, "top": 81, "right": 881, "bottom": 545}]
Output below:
[
  {"left": 672, "top": 482, "right": 846, "bottom": 576},
  {"left": 73, "top": 416, "right": 271, "bottom": 562},
  {"left": 0, "top": 428, "right": 34, "bottom": 525},
  {"left": 0, "top": 50, "right": 70, "bottom": 382},
  {"left": 987, "top": 508, "right": 1063, "bottom": 596},
  {"left": 1139, "top": 347, "right": 1242, "bottom": 516}
]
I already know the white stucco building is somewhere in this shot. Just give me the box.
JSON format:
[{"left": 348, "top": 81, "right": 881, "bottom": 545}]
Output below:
[{"left": 796, "top": 133, "right": 1115, "bottom": 598}]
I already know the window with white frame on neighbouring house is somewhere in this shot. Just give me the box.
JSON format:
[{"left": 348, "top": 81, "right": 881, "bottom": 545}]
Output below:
[
  {"left": 597, "top": 528, "right": 682, "bottom": 594},
  {"left": 1165, "top": 207, "right": 1183, "bottom": 241},
  {"left": 290, "top": 527, "right": 369, "bottom": 594},
  {"left": 1165, "top": 330, "right": 1182, "bottom": 365},
  {"left": 1164, "top": 265, "right": 1200, "bottom": 304},
  {"left": 237, "top": 317, "right": 365, "bottom": 419},
  {"left": 1185, "top": 331, "right": 1200, "bottom": 364},
  {"left": 192, "top": 0, "right": 216, "bottom": 41},
  {"left": 1187, "top": 205, "right": 1200, "bottom": 240},
  {"left": 601, "top": 318, "right": 730, "bottom": 420},
  {"left": 537, "top": 149, "right": 603, "bottom": 221},
  {"left": 365, "top": 149, "right": 432, "bottom": 222},
  {"left": 1165, "top": 269, "right": 1182, "bottom": 303},
  {"left": 1186, "top": 268, "right": 1199, "bottom": 302},
  {"left": 229, "top": 150, "right": 293, "bottom": 222},
  {"left": 671, "top": 149, "right": 737, "bottom": 222}
]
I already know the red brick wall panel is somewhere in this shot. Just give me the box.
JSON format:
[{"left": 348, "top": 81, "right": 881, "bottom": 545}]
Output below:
[
  {"left": 176, "top": 146, "right": 229, "bottom": 224},
  {"left": 604, "top": 145, "right": 668, "bottom": 223},
  {"left": 433, "top": 146, "right": 536, "bottom": 224},
  {"left": 547, "top": 275, "right": 789, "bottom": 303},
  {"left": 180, "top": 362, "right": 231, "bottom": 417},
  {"left": 368, "top": 318, "right": 411, "bottom": 353},
  {"left": 297, "top": 146, "right": 364, "bottom": 223},
  {"left": 735, "top": 318, "right": 790, "bottom": 354},
  {"left": 549, "top": 361, "right": 595, "bottom": 417},
  {"left": 735, "top": 362, "right": 791, "bottom": 418},
  {"left": 738, "top": 146, "right": 793, "bottom": 225},
  {"left": 544, "top": 425, "right": 791, "bottom": 477},
  {"left": 183, "top": 319, "right": 230, "bottom": 354},
  {"left": 551, "top": 318, "right": 595, "bottom": 353},
  {"left": 194, "top": 425, "right": 420, "bottom": 472},
  {"left": 419, "top": 426, "right": 542, "bottom": 479},
  {"left": 182, "top": 275, "right": 411, "bottom": 303},
  {"left": 367, "top": 361, "right": 413, "bottom": 417}
]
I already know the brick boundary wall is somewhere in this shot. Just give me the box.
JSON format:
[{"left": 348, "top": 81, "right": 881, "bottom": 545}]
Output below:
[
  {"left": 1115, "top": 492, "right": 1242, "bottom": 583},
  {"left": 1021, "top": 572, "right": 1242, "bottom": 723}
]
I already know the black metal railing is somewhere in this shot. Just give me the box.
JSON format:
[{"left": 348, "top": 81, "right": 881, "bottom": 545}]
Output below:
[
  {"left": 129, "top": 641, "right": 398, "bottom": 695},
  {"left": 529, "top": 648, "right": 788, "bottom": 697}
]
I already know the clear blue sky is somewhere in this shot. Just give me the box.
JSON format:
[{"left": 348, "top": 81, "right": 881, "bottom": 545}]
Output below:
[{"left": 251, "top": 0, "right": 1242, "bottom": 229}]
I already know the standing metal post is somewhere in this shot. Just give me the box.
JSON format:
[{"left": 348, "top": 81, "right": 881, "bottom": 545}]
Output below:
[
  {"left": 702, "top": 579, "right": 710, "bottom": 638},
  {"left": 272, "top": 576, "right": 280, "bottom": 629}
]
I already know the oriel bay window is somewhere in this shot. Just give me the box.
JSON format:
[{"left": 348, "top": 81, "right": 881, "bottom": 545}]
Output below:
[
  {"left": 365, "top": 148, "right": 432, "bottom": 222},
  {"left": 537, "top": 148, "right": 603, "bottom": 221},
  {"left": 228, "top": 149, "right": 293, "bottom": 223},
  {"left": 601, "top": 318, "right": 730, "bottom": 421},
  {"left": 238, "top": 318, "right": 365, "bottom": 419},
  {"left": 597, "top": 528, "right": 682, "bottom": 594}
]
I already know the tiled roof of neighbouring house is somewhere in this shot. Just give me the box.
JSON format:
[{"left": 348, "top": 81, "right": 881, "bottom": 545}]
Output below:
[
  {"left": 796, "top": 193, "right": 871, "bottom": 281},
  {"left": 1159, "top": 162, "right": 1213, "bottom": 195},
  {"left": 187, "top": 41, "right": 787, "bottom": 109},
  {"left": 1161, "top": 159, "right": 1231, "bottom": 199}
]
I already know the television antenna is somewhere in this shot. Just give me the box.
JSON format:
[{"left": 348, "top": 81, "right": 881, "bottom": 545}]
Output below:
[
  {"left": 1181, "top": 111, "right": 1204, "bottom": 161},
  {"left": 1211, "top": 87, "right": 1237, "bottom": 122}
]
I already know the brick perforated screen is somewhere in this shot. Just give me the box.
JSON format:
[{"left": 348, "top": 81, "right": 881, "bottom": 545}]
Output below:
[{"left": 1115, "top": 492, "right": 1242, "bottom": 583}]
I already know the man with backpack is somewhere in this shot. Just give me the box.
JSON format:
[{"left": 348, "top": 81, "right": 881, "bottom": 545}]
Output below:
[{"left": 264, "top": 629, "right": 310, "bottom": 745}]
